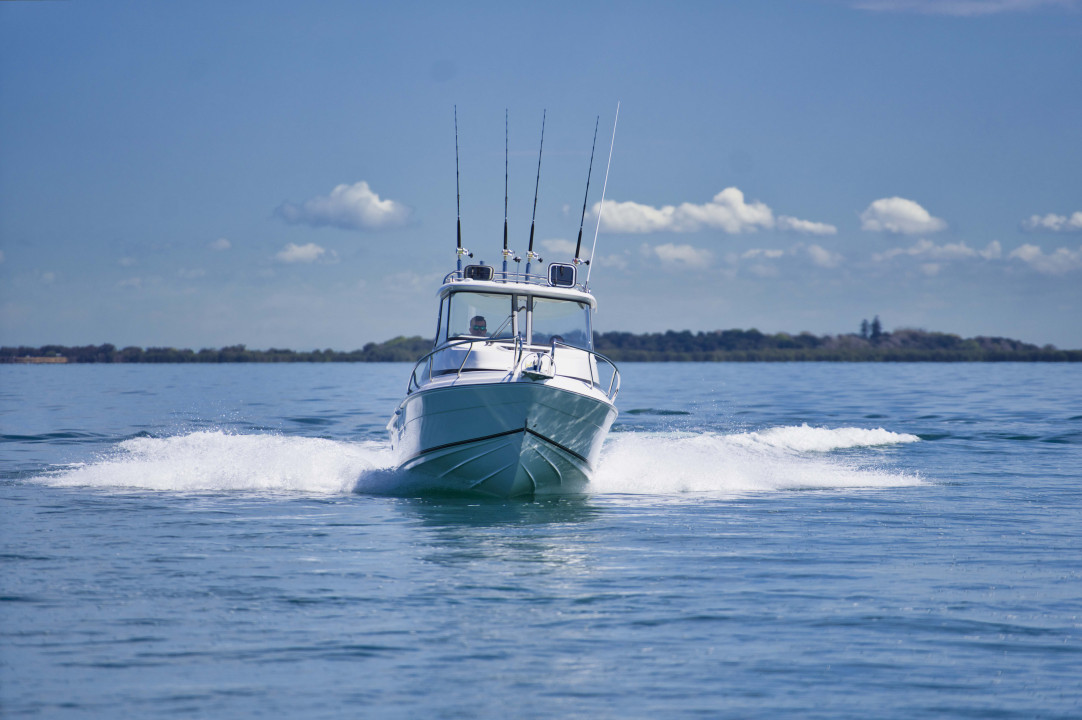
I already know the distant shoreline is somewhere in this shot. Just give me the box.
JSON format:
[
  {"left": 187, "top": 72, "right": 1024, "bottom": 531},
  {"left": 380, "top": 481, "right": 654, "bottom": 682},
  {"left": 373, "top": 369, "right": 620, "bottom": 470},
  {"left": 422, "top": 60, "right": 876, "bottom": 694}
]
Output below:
[{"left": 5, "top": 329, "right": 1081, "bottom": 363}]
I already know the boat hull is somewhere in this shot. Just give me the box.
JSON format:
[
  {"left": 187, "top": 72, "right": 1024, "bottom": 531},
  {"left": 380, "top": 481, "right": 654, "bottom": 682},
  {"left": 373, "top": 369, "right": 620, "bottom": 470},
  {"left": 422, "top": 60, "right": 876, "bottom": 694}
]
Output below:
[{"left": 389, "top": 379, "right": 617, "bottom": 497}]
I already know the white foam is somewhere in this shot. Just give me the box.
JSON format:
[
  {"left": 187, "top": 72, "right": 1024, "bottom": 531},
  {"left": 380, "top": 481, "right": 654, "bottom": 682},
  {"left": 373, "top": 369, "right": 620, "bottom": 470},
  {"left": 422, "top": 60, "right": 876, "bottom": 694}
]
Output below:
[
  {"left": 40, "top": 431, "right": 395, "bottom": 494},
  {"left": 728, "top": 423, "right": 920, "bottom": 453},
  {"left": 590, "top": 426, "right": 921, "bottom": 497},
  {"left": 35, "top": 425, "right": 921, "bottom": 498}
]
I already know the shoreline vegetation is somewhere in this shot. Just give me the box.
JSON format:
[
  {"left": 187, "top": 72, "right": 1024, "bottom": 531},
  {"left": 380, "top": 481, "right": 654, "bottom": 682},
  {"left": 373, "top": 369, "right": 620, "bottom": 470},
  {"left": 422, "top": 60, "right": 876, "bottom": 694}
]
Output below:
[{"left": 4, "top": 327, "right": 1080, "bottom": 363}]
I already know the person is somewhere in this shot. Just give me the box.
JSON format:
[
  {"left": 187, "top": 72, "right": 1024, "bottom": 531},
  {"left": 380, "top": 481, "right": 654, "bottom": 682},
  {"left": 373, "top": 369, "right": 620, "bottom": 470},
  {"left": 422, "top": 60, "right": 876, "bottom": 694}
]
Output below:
[{"left": 469, "top": 315, "right": 487, "bottom": 336}]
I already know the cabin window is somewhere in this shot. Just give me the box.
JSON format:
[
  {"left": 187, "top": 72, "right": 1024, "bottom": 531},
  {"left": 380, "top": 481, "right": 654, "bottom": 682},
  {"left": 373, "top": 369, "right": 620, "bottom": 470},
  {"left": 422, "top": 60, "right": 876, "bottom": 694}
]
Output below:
[
  {"left": 446, "top": 292, "right": 516, "bottom": 341},
  {"left": 531, "top": 297, "right": 591, "bottom": 349}
]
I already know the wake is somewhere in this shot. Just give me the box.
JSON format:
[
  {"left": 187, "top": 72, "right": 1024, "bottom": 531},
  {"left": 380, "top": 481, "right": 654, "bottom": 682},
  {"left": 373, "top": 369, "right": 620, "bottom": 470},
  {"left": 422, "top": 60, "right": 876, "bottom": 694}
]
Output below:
[{"left": 36, "top": 425, "right": 921, "bottom": 497}]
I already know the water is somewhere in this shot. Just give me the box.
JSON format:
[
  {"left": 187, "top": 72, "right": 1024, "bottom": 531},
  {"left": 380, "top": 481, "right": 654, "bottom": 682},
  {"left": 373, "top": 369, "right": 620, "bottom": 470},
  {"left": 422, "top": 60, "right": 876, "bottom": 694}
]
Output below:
[{"left": 2, "top": 363, "right": 1080, "bottom": 718}]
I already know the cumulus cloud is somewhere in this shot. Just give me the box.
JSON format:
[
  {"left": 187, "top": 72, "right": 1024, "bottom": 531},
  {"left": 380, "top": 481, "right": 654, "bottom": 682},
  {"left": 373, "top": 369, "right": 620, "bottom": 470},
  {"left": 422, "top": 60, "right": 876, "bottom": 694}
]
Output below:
[
  {"left": 776, "top": 216, "right": 838, "bottom": 236},
  {"left": 540, "top": 238, "right": 577, "bottom": 255},
  {"left": 652, "top": 243, "right": 713, "bottom": 267},
  {"left": 276, "top": 242, "right": 328, "bottom": 263},
  {"left": 593, "top": 187, "right": 836, "bottom": 236},
  {"left": 852, "top": 0, "right": 1074, "bottom": 15},
  {"left": 741, "top": 248, "right": 785, "bottom": 260},
  {"left": 276, "top": 181, "right": 409, "bottom": 231},
  {"left": 805, "top": 244, "right": 843, "bottom": 268},
  {"left": 208, "top": 237, "right": 231, "bottom": 251},
  {"left": 1008, "top": 244, "right": 1082, "bottom": 274},
  {"left": 874, "top": 238, "right": 1001, "bottom": 262},
  {"left": 734, "top": 243, "right": 843, "bottom": 269},
  {"left": 861, "top": 197, "right": 947, "bottom": 234},
  {"left": 594, "top": 253, "right": 630, "bottom": 270},
  {"left": 1021, "top": 212, "right": 1082, "bottom": 233}
]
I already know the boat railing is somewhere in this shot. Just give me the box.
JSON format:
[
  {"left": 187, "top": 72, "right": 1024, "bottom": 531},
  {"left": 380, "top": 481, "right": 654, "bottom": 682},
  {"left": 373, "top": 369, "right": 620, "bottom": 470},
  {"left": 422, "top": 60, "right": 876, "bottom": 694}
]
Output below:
[
  {"left": 549, "top": 339, "right": 621, "bottom": 401},
  {"left": 407, "top": 337, "right": 511, "bottom": 394},
  {"left": 442, "top": 269, "right": 589, "bottom": 293},
  {"left": 407, "top": 336, "right": 620, "bottom": 402}
]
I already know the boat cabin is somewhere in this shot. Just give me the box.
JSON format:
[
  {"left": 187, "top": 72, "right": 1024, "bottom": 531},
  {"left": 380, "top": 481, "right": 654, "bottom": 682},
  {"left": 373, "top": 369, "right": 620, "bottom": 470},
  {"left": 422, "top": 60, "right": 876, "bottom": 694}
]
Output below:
[{"left": 434, "top": 264, "right": 595, "bottom": 351}]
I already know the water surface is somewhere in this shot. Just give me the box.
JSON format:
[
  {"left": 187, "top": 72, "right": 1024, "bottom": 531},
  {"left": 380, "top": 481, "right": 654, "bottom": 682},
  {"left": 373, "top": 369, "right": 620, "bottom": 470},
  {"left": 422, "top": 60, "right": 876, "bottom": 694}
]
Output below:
[{"left": 2, "top": 363, "right": 1080, "bottom": 718}]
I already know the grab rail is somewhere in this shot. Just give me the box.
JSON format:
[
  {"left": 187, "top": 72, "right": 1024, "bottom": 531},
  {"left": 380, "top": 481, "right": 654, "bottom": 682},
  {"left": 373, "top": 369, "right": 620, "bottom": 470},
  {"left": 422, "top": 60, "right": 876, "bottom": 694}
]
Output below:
[
  {"left": 442, "top": 269, "right": 589, "bottom": 293},
  {"left": 547, "top": 340, "right": 621, "bottom": 401},
  {"left": 407, "top": 336, "right": 521, "bottom": 394},
  {"left": 407, "top": 336, "right": 620, "bottom": 402}
]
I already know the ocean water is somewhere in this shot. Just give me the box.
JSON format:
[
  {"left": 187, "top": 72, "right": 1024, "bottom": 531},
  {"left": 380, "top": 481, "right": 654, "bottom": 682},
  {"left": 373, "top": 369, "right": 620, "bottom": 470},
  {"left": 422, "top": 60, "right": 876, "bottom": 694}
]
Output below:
[{"left": 2, "top": 362, "right": 1080, "bottom": 719}]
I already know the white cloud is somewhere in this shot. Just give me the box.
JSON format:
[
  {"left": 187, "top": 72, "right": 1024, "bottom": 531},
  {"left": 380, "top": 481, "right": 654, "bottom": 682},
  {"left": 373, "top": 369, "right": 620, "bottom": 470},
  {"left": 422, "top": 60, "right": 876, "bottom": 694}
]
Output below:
[
  {"left": 741, "top": 248, "right": 785, "bottom": 260},
  {"left": 1021, "top": 212, "right": 1082, "bottom": 233},
  {"left": 776, "top": 216, "right": 838, "bottom": 236},
  {"left": 873, "top": 238, "right": 1001, "bottom": 262},
  {"left": 852, "top": 0, "right": 1074, "bottom": 15},
  {"left": 806, "top": 244, "right": 843, "bottom": 268},
  {"left": 652, "top": 242, "right": 713, "bottom": 267},
  {"left": 540, "top": 238, "right": 577, "bottom": 255},
  {"left": 276, "top": 181, "right": 409, "bottom": 231},
  {"left": 593, "top": 187, "right": 836, "bottom": 236},
  {"left": 594, "top": 253, "right": 629, "bottom": 270},
  {"left": 861, "top": 197, "right": 947, "bottom": 234},
  {"left": 276, "top": 242, "right": 327, "bottom": 263},
  {"left": 980, "top": 240, "right": 1003, "bottom": 259},
  {"left": 209, "top": 237, "right": 232, "bottom": 251},
  {"left": 737, "top": 243, "right": 843, "bottom": 268},
  {"left": 1008, "top": 244, "right": 1082, "bottom": 274}
]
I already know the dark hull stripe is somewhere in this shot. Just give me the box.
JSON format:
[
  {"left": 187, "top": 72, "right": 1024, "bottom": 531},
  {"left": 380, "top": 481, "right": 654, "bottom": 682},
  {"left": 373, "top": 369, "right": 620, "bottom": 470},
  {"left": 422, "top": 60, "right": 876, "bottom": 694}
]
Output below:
[
  {"left": 405, "top": 425, "right": 590, "bottom": 467},
  {"left": 524, "top": 427, "right": 589, "bottom": 465}
]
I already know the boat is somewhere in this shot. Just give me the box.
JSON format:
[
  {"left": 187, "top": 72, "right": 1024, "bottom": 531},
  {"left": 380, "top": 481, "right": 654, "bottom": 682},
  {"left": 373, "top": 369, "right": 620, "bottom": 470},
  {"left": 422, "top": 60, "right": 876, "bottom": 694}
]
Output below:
[{"left": 387, "top": 107, "right": 621, "bottom": 497}]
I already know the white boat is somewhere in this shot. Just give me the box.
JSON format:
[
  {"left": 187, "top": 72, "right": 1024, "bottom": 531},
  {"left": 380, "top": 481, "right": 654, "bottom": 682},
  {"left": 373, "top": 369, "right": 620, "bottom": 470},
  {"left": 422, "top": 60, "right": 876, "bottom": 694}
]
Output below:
[
  {"left": 388, "top": 108, "right": 622, "bottom": 497},
  {"left": 387, "top": 264, "right": 620, "bottom": 497}
]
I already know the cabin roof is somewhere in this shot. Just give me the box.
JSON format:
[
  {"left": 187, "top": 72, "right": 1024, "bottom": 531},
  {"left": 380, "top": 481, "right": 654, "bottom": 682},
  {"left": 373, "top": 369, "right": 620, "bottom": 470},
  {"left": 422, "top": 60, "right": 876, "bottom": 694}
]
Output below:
[{"left": 437, "top": 277, "right": 597, "bottom": 308}]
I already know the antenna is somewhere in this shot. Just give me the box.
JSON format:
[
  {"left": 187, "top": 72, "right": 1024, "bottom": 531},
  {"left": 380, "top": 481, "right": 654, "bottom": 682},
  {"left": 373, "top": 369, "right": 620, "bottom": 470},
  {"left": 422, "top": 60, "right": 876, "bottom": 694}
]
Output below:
[
  {"left": 525, "top": 109, "right": 545, "bottom": 277},
  {"left": 454, "top": 105, "right": 470, "bottom": 272},
  {"left": 574, "top": 116, "right": 599, "bottom": 264},
  {"left": 586, "top": 102, "right": 619, "bottom": 289},
  {"left": 502, "top": 109, "right": 513, "bottom": 278}
]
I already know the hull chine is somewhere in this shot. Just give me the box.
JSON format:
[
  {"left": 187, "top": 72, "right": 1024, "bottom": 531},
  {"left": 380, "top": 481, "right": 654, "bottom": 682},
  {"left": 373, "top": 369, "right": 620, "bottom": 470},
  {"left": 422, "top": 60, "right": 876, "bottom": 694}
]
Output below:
[{"left": 390, "top": 380, "right": 615, "bottom": 498}]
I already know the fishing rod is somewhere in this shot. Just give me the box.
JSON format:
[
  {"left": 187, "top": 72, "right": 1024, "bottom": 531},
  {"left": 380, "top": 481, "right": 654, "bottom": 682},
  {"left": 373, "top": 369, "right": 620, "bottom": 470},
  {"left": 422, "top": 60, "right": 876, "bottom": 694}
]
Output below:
[
  {"left": 585, "top": 102, "right": 619, "bottom": 289},
  {"left": 454, "top": 105, "right": 471, "bottom": 272},
  {"left": 573, "top": 116, "right": 600, "bottom": 265},
  {"left": 524, "top": 109, "right": 546, "bottom": 277},
  {"left": 502, "top": 109, "right": 515, "bottom": 278}
]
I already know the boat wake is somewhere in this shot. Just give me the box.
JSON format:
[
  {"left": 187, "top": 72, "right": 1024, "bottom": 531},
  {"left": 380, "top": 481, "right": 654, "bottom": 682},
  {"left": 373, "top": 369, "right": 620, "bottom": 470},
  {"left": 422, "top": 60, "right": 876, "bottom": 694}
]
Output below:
[
  {"left": 592, "top": 424, "right": 921, "bottom": 496},
  {"left": 34, "top": 425, "right": 921, "bottom": 498}
]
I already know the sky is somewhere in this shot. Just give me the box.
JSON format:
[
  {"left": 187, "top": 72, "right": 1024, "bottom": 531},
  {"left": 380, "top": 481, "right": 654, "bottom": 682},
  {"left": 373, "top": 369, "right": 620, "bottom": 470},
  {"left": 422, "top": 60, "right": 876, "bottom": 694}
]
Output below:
[{"left": 2, "top": 0, "right": 1080, "bottom": 350}]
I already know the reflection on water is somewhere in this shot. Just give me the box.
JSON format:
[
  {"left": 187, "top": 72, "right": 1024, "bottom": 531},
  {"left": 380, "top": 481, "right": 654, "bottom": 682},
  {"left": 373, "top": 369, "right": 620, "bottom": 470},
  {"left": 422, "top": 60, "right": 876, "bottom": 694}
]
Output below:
[
  {"left": 399, "top": 495, "right": 601, "bottom": 528},
  {"left": 398, "top": 496, "right": 604, "bottom": 574}
]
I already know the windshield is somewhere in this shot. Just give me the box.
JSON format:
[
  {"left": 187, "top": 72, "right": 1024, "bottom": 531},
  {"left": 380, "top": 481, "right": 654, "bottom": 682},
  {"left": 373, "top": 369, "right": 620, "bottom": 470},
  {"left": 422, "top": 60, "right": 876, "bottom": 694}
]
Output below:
[
  {"left": 444, "top": 292, "right": 517, "bottom": 341},
  {"left": 531, "top": 297, "right": 591, "bottom": 349}
]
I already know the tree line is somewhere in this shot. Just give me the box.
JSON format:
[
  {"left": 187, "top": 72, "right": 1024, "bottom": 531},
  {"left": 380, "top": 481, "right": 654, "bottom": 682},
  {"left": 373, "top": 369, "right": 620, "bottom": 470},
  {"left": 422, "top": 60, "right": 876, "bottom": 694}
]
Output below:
[
  {"left": 1, "top": 337, "right": 433, "bottom": 364},
  {"left": 4, "top": 326, "right": 1080, "bottom": 363},
  {"left": 592, "top": 326, "right": 1081, "bottom": 362}
]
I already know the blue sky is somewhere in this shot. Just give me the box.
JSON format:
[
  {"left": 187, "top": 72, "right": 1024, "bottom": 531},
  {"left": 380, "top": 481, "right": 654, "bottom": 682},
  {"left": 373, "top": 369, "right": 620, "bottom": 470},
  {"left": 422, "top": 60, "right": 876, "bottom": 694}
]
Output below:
[{"left": 2, "top": 0, "right": 1080, "bottom": 350}]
